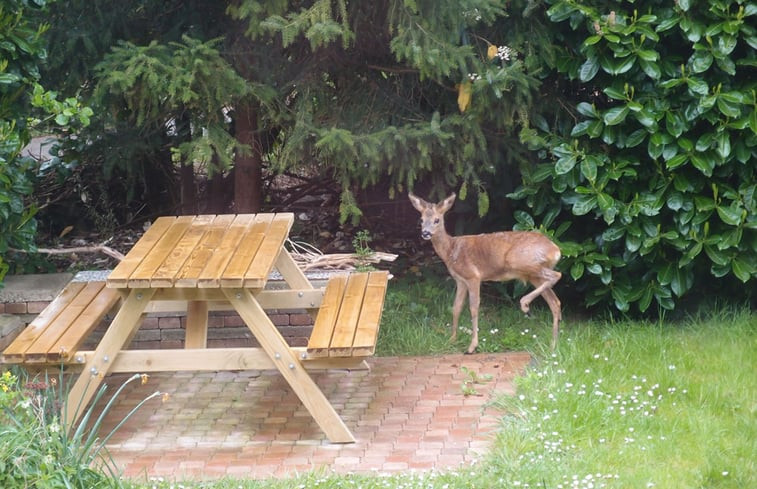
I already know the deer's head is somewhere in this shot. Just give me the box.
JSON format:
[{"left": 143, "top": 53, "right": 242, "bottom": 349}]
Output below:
[{"left": 408, "top": 193, "right": 456, "bottom": 240}]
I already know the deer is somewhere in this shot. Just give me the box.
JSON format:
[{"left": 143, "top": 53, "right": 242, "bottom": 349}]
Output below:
[{"left": 409, "top": 192, "right": 563, "bottom": 353}]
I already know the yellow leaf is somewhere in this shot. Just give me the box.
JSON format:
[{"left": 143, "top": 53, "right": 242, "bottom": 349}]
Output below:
[
  {"left": 487, "top": 45, "right": 498, "bottom": 60},
  {"left": 457, "top": 81, "right": 472, "bottom": 112}
]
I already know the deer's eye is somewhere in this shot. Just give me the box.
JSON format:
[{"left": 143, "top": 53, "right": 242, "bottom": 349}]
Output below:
[{"left": 434, "top": 218, "right": 440, "bottom": 224}]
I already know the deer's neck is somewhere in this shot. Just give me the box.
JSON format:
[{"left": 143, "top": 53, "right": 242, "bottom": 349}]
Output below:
[{"left": 430, "top": 229, "right": 455, "bottom": 264}]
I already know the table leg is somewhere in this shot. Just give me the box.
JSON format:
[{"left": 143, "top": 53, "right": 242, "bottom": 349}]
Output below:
[
  {"left": 223, "top": 288, "right": 355, "bottom": 443},
  {"left": 185, "top": 300, "right": 208, "bottom": 348},
  {"left": 64, "top": 288, "right": 155, "bottom": 431},
  {"left": 275, "top": 249, "right": 313, "bottom": 290}
]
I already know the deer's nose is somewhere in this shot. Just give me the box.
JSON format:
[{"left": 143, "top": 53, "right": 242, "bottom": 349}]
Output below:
[{"left": 421, "top": 230, "right": 432, "bottom": 240}]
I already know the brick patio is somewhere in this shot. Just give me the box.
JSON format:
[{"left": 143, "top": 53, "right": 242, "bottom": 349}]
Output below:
[{"left": 92, "top": 352, "right": 531, "bottom": 481}]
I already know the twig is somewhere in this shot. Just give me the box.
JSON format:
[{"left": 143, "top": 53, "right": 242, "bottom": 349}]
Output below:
[{"left": 14, "top": 245, "right": 126, "bottom": 261}]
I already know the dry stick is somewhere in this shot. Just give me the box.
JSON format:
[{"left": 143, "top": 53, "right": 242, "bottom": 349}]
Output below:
[{"left": 13, "top": 245, "right": 126, "bottom": 262}]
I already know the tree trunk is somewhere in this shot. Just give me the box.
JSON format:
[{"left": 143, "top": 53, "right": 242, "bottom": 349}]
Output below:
[
  {"left": 233, "top": 102, "right": 263, "bottom": 213},
  {"left": 180, "top": 162, "right": 196, "bottom": 215}
]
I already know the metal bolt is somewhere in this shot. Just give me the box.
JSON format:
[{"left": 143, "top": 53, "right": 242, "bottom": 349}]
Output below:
[
  {"left": 136, "top": 293, "right": 143, "bottom": 300},
  {"left": 288, "top": 363, "right": 295, "bottom": 369},
  {"left": 300, "top": 352, "right": 307, "bottom": 360},
  {"left": 90, "top": 367, "right": 98, "bottom": 376},
  {"left": 76, "top": 356, "right": 84, "bottom": 363},
  {"left": 236, "top": 292, "right": 242, "bottom": 299},
  {"left": 298, "top": 291, "right": 304, "bottom": 297},
  {"left": 102, "top": 355, "right": 109, "bottom": 363},
  {"left": 274, "top": 352, "right": 281, "bottom": 359}
]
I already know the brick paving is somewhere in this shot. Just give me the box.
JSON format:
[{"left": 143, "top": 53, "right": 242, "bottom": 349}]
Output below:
[{"left": 93, "top": 352, "right": 531, "bottom": 481}]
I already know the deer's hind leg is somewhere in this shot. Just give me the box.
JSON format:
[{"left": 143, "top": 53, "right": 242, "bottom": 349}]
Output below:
[
  {"left": 520, "top": 269, "right": 562, "bottom": 317},
  {"left": 541, "top": 287, "right": 562, "bottom": 349}
]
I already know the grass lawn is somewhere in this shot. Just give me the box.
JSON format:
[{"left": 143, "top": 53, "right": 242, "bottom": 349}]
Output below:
[{"left": 122, "top": 276, "right": 755, "bottom": 489}]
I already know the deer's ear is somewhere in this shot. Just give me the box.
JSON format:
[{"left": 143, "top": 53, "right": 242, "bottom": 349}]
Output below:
[
  {"left": 408, "top": 193, "right": 427, "bottom": 212},
  {"left": 439, "top": 193, "right": 456, "bottom": 212}
]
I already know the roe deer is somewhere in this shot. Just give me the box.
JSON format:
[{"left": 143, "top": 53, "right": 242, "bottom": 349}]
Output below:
[{"left": 409, "top": 192, "right": 562, "bottom": 353}]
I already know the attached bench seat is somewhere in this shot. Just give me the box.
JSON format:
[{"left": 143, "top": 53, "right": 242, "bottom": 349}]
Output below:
[
  {"left": 1, "top": 281, "right": 120, "bottom": 364},
  {"left": 307, "top": 271, "right": 389, "bottom": 358}
]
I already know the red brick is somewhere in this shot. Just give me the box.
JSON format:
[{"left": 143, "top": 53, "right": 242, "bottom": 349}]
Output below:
[
  {"left": 26, "top": 301, "right": 51, "bottom": 313},
  {"left": 5, "top": 302, "right": 27, "bottom": 314},
  {"left": 289, "top": 313, "right": 313, "bottom": 326}
]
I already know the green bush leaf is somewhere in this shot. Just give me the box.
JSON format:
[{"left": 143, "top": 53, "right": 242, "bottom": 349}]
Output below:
[
  {"left": 731, "top": 257, "right": 754, "bottom": 282},
  {"left": 555, "top": 155, "right": 578, "bottom": 175},
  {"left": 603, "top": 106, "right": 629, "bottom": 126},
  {"left": 716, "top": 204, "right": 743, "bottom": 225},
  {"left": 579, "top": 57, "right": 600, "bottom": 81}
]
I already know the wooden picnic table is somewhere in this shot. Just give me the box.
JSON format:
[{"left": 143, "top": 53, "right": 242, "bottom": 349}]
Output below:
[{"left": 63, "top": 213, "right": 368, "bottom": 443}]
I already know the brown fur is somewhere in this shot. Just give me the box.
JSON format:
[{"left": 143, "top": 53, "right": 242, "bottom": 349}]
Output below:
[{"left": 409, "top": 193, "right": 562, "bottom": 353}]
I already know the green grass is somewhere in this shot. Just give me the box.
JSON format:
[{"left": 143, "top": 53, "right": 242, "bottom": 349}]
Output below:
[
  {"left": 488, "top": 305, "right": 756, "bottom": 488},
  {"left": 376, "top": 271, "right": 552, "bottom": 355}
]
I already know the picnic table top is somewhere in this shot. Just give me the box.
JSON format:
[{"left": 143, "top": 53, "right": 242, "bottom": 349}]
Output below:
[{"left": 107, "top": 213, "right": 294, "bottom": 290}]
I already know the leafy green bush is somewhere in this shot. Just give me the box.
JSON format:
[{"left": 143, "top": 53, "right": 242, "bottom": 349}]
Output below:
[
  {"left": 0, "top": 0, "right": 93, "bottom": 282},
  {"left": 513, "top": 0, "right": 756, "bottom": 312}
]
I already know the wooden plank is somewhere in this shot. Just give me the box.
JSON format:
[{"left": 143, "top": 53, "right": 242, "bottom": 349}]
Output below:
[
  {"left": 128, "top": 216, "right": 195, "bottom": 288},
  {"left": 175, "top": 214, "right": 235, "bottom": 287},
  {"left": 47, "top": 285, "right": 121, "bottom": 362},
  {"left": 150, "top": 215, "right": 215, "bottom": 287},
  {"left": 1, "top": 281, "right": 87, "bottom": 362},
  {"left": 72, "top": 347, "right": 369, "bottom": 372},
  {"left": 24, "top": 282, "right": 109, "bottom": 362},
  {"left": 220, "top": 214, "right": 273, "bottom": 288},
  {"left": 198, "top": 214, "right": 255, "bottom": 288},
  {"left": 329, "top": 273, "right": 369, "bottom": 357},
  {"left": 307, "top": 275, "right": 347, "bottom": 358},
  {"left": 352, "top": 271, "right": 389, "bottom": 356},
  {"left": 107, "top": 217, "right": 175, "bottom": 288},
  {"left": 244, "top": 213, "right": 293, "bottom": 288},
  {"left": 185, "top": 301, "right": 208, "bottom": 349},
  {"left": 224, "top": 288, "right": 355, "bottom": 443},
  {"left": 275, "top": 247, "right": 313, "bottom": 290},
  {"left": 64, "top": 288, "right": 155, "bottom": 430}
]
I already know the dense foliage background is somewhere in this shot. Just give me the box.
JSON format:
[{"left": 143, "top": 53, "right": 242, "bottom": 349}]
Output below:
[{"left": 0, "top": 0, "right": 754, "bottom": 313}]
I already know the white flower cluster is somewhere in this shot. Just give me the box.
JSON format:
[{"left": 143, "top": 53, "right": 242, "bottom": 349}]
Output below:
[
  {"left": 467, "top": 73, "right": 482, "bottom": 82},
  {"left": 497, "top": 45, "right": 513, "bottom": 61}
]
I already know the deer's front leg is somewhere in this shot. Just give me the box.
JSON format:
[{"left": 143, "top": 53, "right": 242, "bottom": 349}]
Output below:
[
  {"left": 449, "top": 279, "right": 468, "bottom": 342},
  {"left": 466, "top": 279, "right": 481, "bottom": 354},
  {"left": 450, "top": 280, "right": 467, "bottom": 342}
]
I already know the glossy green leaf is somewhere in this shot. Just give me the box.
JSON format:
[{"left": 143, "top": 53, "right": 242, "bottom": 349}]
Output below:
[
  {"left": 603, "top": 86, "right": 626, "bottom": 100},
  {"left": 603, "top": 106, "right": 629, "bottom": 126},
  {"left": 690, "top": 51, "right": 713, "bottom": 73},
  {"left": 686, "top": 77, "right": 708, "bottom": 95},
  {"left": 579, "top": 57, "right": 600, "bottom": 81},
  {"left": 690, "top": 153, "right": 714, "bottom": 176},
  {"left": 576, "top": 102, "right": 599, "bottom": 118},
  {"left": 666, "top": 153, "right": 688, "bottom": 169},
  {"left": 639, "top": 59, "right": 661, "bottom": 79},
  {"left": 716, "top": 204, "right": 743, "bottom": 225},
  {"left": 625, "top": 128, "right": 647, "bottom": 148},
  {"left": 580, "top": 156, "right": 598, "bottom": 183},
  {"left": 555, "top": 155, "right": 578, "bottom": 175},
  {"left": 572, "top": 194, "right": 598, "bottom": 215},
  {"left": 731, "top": 257, "right": 754, "bottom": 282},
  {"left": 570, "top": 261, "right": 585, "bottom": 280}
]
